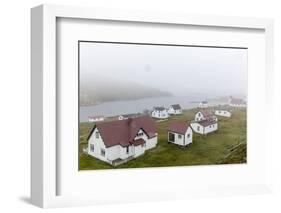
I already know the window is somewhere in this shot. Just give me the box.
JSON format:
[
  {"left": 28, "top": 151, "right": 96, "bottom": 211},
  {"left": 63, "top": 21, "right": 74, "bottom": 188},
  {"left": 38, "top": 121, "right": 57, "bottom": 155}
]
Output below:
[
  {"left": 137, "top": 132, "right": 144, "bottom": 137},
  {"left": 178, "top": 134, "right": 182, "bottom": 139},
  {"left": 197, "top": 126, "right": 200, "bottom": 131},
  {"left": 187, "top": 134, "right": 190, "bottom": 138},
  {"left": 169, "top": 132, "right": 175, "bottom": 142},
  {"left": 101, "top": 148, "right": 105, "bottom": 156},
  {"left": 95, "top": 131, "right": 99, "bottom": 139},
  {"left": 90, "top": 144, "right": 94, "bottom": 152},
  {"left": 126, "top": 146, "right": 129, "bottom": 154}
]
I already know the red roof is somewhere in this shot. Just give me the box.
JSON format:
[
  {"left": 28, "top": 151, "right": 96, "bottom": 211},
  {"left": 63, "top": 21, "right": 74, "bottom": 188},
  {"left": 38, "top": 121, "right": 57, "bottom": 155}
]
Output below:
[
  {"left": 87, "top": 116, "right": 157, "bottom": 148},
  {"left": 168, "top": 122, "right": 190, "bottom": 134},
  {"left": 198, "top": 119, "right": 217, "bottom": 127},
  {"left": 198, "top": 109, "right": 214, "bottom": 118}
]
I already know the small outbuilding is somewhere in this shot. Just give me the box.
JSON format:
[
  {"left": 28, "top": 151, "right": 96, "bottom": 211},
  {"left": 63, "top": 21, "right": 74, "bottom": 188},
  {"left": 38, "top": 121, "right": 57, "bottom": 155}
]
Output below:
[
  {"left": 168, "top": 104, "right": 183, "bottom": 115},
  {"left": 167, "top": 122, "right": 193, "bottom": 146},
  {"left": 215, "top": 107, "right": 232, "bottom": 117}
]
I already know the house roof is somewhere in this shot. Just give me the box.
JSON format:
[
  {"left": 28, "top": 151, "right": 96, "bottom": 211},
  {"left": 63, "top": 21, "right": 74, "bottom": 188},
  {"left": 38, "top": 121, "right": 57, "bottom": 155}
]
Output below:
[
  {"left": 168, "top": 122, "right": 190, "bottom": 135},
  {"left": 197, "top": 109, "right": 214, "bottom": 118},
  {"left": 153, "top": 106, "right": 166, "bottom": 111},
  {"left": 87, "top": 116, "right": 157, "bottom": 148},
  {"left": 198, "top": 119, "right": 217, "bottom": 127},
  {"left": 201, "top": 101, "right": 208, "bottom": 104},
  {"left": 170, "top": 104, "right": 182, "bottom": 110},
  {"left": 230, "top": 98, "right": 246, "bottom": 105}
]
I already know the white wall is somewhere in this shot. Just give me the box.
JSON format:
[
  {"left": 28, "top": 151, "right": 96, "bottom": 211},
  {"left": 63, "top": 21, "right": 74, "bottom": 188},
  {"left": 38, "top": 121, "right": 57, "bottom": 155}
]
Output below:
[
  {"left": 195, "top": 112, "right": 204, "bottom": 121},
  {"left": 2, "top": 0, "right": 281, "bottom": 212},
  {"left": 204, "top": 123, "right": 218, "bottom": 134},
  {"left": 146, "top": 136, "right": 157, "bottom": 150},
  {"left": 190, "top": 122, "right": 204, "bottom": 134},
  {"left": 88, "top": 128, "right": 121, "bottom": 162},
  {"left": 185, "top": 127, "right": 193, "bottom": 145}
]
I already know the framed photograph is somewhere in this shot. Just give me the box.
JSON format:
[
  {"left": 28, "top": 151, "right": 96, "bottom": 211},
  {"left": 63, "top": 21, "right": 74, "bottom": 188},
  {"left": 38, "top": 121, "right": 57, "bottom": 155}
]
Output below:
[{"left": 31, "top": 4, "right": 274, "bottom": 208}]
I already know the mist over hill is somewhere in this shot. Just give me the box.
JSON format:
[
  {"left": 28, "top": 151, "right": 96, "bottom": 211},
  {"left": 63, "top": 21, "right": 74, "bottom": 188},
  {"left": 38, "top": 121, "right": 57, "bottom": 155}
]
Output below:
[{"left": 80, "top": 77, "right": 173, "bottom": 106}]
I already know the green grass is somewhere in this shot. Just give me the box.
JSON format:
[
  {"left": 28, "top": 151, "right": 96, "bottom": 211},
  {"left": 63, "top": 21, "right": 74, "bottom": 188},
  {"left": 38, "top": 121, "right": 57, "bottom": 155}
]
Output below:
[{"left": 79, "top": 108, "right": 247, "bottom": 170}]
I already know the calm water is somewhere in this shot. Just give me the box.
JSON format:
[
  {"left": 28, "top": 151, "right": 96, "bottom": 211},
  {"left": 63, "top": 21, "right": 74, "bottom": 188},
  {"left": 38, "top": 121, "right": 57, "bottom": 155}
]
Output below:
[{"left": 80, "top": 95, "right": 226, "bottom": 122}]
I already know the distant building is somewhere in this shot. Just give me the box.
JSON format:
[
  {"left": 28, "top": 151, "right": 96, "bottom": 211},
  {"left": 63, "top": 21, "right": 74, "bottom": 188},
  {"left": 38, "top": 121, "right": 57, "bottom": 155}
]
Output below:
[
  {"left": 190, "top": 119, "right": 218, "bottom": 135},
  {"left": 87, "top": 116, "right": 158, "bottom": 166},
  {"left": 215, "top": 107, "right": 232, "bottom": 118},
  {"left": 168, "top": 104, "right": 183, "bottom": 115},
  {"left": 88, "top": 116, "right": 104, "bottom": 123},
  {"left": 167, "top": 122, "right": 193, "bottom": 146},
  {"left": 194, "top": 109, "right": 217, "bottom": 122},
  {"left": 151, "top": 107, "right": 169, "bottom": 119},
  {"left": 229, "top": 97, "right": 246, "bottom": 107},
  {"left": 118, "top": 113, "right": 140, "bottom": 120},
  {"left": 199, "top": 101, "right": 208, "bottom": 108}
]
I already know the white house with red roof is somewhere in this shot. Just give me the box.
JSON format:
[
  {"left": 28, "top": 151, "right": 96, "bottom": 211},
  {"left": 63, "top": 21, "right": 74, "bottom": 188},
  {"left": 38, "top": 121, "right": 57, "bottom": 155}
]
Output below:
[
  {"left": 190, "top": 119, "right": 218, "bottom": 135},
  {"left": 87, "top": 116, "right": 158, "bottom": 166},
  {"left": 151, "top": 106, "right": 169, "bottom": 119},
  {"left": 167, "top": 122, "right": 193, "bottom": 146},
  {"left": 194, "top": 109, "right": 217, "bottom": 122}
]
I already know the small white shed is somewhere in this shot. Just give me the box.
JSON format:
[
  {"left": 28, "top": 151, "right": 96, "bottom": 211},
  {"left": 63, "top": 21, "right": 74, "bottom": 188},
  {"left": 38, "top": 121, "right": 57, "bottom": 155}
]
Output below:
[
  {"left": 215, "top": 108, "right": 232, "bottom": 117},
  {"left": 167, "top": 122, "right": 193, "bottom": 146}
]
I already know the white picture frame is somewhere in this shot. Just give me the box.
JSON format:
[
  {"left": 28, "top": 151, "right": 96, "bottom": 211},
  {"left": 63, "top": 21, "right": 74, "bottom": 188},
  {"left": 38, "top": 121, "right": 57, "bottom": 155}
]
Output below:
[{"left": 31, "top": 4, "right": 274, "bottom": 208}]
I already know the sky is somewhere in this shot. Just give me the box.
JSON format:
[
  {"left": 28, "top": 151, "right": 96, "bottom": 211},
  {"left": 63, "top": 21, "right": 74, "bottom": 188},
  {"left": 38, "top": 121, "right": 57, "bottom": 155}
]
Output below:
[{"left": 80, "top": 42, "right": 247, "bottom": 97}]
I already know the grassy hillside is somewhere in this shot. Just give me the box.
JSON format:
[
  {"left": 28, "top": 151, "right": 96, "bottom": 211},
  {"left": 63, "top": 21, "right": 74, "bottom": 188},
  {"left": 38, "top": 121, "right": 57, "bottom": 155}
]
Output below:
[{"left": 79, "top": 108, "right": 247, "bottom": 170}]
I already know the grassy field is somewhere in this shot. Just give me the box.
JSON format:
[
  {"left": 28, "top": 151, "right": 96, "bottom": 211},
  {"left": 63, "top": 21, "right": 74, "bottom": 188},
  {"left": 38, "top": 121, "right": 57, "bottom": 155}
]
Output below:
[{"left": 79, "top": 108, "right": 247, "bottom": 170}]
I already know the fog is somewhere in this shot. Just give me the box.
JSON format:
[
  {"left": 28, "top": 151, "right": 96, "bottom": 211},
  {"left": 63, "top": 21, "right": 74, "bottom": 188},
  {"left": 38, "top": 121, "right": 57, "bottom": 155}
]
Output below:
[{"left": 80, "top": 42, "right": 247, "bottom": 97}]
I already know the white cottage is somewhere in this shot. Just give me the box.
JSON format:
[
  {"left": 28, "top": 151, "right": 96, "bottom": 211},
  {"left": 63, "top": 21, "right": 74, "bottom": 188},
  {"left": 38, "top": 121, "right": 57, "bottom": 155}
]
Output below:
[
  {"left": 151, "top": 107, "right": 169, "bottom": 119},
  {"left": 190, "top": 119, "right": 218, "bottom": 135},
  {"left": 229, "top": 97, "right": 246, "bottom": 107},
  {"left": 167, "top": 122, "right": 193, "bottom": 146},
  {"left": 88, "top": 116, "right": 104, "bottom": 123},
  {"left": 199, "top": 101, "right": 208, "bottom": 108},
  {"left": 168, "top": 104, "right": 183, "bottom": 115},
  {"left": 194, "top": 109, "right": 217, "bottom": 122},
  {"left": 87, "top": 116, "right": 158, "bottom": 166},
  {"left": 215, "top": 108, "right": 232, "bottom": 117}
]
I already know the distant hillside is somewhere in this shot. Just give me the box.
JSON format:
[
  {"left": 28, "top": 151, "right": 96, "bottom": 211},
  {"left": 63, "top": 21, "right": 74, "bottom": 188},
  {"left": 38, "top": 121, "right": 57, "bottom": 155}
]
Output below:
[{"left": 80, "top": 77, "right": 173, "bottom": 106}]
